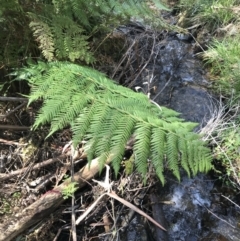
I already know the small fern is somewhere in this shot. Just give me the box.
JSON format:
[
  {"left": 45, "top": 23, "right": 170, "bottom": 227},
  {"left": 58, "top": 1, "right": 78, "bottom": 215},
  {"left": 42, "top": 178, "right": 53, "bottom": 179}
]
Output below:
[
  {"left": 62, "top": 181, "right": 78, "bottom": 199},
  {"left": 17, "top": 61, "right": 212, "bottom": 185}
]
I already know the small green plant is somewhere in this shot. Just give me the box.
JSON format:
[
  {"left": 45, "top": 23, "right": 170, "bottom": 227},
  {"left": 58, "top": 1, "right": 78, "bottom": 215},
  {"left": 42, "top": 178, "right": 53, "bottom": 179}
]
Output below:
[
  {"left": 0, "top": 198, "right": 11, "bottom": 214},
  {"left": 62, "top": 182, "right": 79, "bottom": 199},
  {"left": 214, "top": 126, "right": 240, "bottom": 186},
  {"left": 0, "top": 192, "right": 21, "bottom": 214}
]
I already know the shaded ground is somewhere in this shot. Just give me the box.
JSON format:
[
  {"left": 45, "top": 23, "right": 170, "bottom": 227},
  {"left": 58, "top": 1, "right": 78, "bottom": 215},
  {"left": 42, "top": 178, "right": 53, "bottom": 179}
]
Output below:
[{"left": 0, "top": 21, "right": 240, "bottom": 241}]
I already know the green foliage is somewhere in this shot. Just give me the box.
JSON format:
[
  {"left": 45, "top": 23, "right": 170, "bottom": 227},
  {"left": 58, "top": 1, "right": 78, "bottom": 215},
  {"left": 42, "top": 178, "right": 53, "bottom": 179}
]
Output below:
[
  {"left": 202, "top": 34, "right": 240, "bottom": 100},
  {"left": 28, "top": 15, "right": 93, "bottom": 63},
  {"left": 0, "top": 0, "right": 35, "bottom": 68},
  {"left": 214, "top": 127, "right": 240, "bottom": 183},
  {"left": 0, "top": 0, "right": 170, "bottom": 94},
  {"left": 124, "top": 154, "right": 135, "bottom": 175},
  {"left": 27, "top": 0, "right": 169, "bottom": 62},
  {"left": 0, "top": 192, "right": 21, "bottom": 215},
  {"left": 62, "top": 182, "right": 79, "bottom": 199},
  {"left": 178, "top": 0, "right": 239, "bottom": 30},
  {"left": 0, "top": 0, "right": 169, "bottom": 67},
  {"left": 17, "top": 61, "right": 212, "bottom": 185}
]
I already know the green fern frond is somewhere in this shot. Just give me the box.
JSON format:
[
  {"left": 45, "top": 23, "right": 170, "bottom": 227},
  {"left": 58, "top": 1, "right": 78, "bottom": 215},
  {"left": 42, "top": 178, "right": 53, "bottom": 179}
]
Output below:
[
  {"left": 178, "top": 133, "right": 190, "bottom": 177},
  {"left": 134, "top": 123, "right": 152, "bottom": 180},
  {"left": 29, "top": 20, "right": 55, "bottom": 61},
  {"left": 29, "top": 0, "right": 170, "bottom": 62},
  {"left": 28, "top": 12, "right": 94, "bottom": 63},
  {"left": 19, "top": 61, "right": 212, "bottom": 184},
  {"left": 150, "top": 128, "right": 166, "bottom": 185},
  {"left": 110, "top": 116, "right": 136, "bottom": 175},
  {"left": 167, "top": 132, "right": 180, "bottom": 181}
]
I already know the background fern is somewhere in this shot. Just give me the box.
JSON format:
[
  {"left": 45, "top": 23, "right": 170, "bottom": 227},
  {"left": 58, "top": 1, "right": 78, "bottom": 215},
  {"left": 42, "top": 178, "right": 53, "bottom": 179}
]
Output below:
[
  {"left": 0, "top": 0, "right": 169, "bottom": 69},
  {"left": 27, "top": 0, "right": 169, "bottom": 63},
  {"left": 17, "top": 61, "right": 212, "bottom": 185}
]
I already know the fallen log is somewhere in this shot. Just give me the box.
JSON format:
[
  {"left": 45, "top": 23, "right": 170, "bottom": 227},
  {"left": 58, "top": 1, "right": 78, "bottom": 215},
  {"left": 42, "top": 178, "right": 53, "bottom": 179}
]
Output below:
[{"left": 0, "top": 156, "right": 110, "bottom": 241}]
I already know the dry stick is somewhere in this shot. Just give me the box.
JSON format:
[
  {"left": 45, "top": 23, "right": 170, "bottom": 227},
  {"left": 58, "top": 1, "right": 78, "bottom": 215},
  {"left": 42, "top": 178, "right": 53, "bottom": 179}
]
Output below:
[
  {"left": 0, "top": 102, "right": 27, "bottom": 120},
  {"left": 111, "top": 39, "right": 136, "bottom": 79},
  {"left": 70, "top": 151, "right": 77, "bottom": 241},
  {"left": 0, "top": 154, "right": 67, "bottom": 181},
  {"left": 0, "top": 124, "right": 30, "bottom": 130},
  {"left": 107, "top": 191, "right": 167, "bottom": 231},
  {"left": 129, "top": 34, "right": 156, "bottom": 88},
  {"left": 76, "top": 190, "right": 166, "bottom": 231},
  {"left": 206, "top": 207, "right": 236, "bottom": 229},
  {"left": 0, "top": 156, "right": 111, "bottom": 241},
  {"left": 0, "top": 138, "right": 27, "bottom": 146},
  {"left": 0, "top": 97, "right": 28, "bottom": 102},
  {"left": 221, "top": 194, "right": 240, "bottom": 210}
]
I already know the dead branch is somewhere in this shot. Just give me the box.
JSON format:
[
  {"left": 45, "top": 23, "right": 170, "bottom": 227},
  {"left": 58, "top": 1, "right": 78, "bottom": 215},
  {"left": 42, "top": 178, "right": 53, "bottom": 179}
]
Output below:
[
  {"left": 76, "top": 165, "right": 166, "bottom": 231},
  {"left": 0, "top": 156, "right": 111, "bottom": 241},
  {"left": 0, "top": 102, "right": 26, "bottom": 120},
  {"left": 0, "top": 154, "right": 67, "bottom": 181},
  {"left": 0, "top": 125, "right": 30, "bottom": 130},
  {"left": 0, "top": 138, "right": 27, "bottom": 146},
  {"left": 0, "top": 97, "right": 28, "bottom": 102}
]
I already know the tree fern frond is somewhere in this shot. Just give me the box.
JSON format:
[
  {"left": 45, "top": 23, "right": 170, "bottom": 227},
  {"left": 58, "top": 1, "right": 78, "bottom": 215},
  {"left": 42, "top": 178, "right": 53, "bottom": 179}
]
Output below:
[
  {"left": 199, "top": 147, "right": 212, "bottom": 172},
  {"left": 33, "top": 97, "right": 66, "bottom": 128},
  {"left": 186, "top": 138, "right": 195, "bottom": 176},
  {"left": 98, "top": 152, "right": 110, "bottom": 172},
  {"left": 134, "top": 123, "right": 152, "bottom": 179},
  {"left": 20, "top": 61, "right": 212, "bottom": 184},
  {"left": 167, "top": 132, "right": 180, "bottom": 181},
  {"left": 72, "top": 105, "right": 97, "bottom": 147},
  {"left": 110, "top": 116, "right": 136, "bottom": 175},
  {"left": 150, "top": 128, "right": 166, "bottom": 185},
  {"left": 93, "top": 109, "right": 119, "bottom": 156},
  {"left": 85, "top": 104, "right": 111, "bottom": 159},
  {"left": 47, "top": 94, "right": 91, "bottom": 137},
  {"left": 178, "top": 133, "right": 190, "bottom": 177},
  {"left": 29, "top": 20, "right": 55, "bottom": 61}
]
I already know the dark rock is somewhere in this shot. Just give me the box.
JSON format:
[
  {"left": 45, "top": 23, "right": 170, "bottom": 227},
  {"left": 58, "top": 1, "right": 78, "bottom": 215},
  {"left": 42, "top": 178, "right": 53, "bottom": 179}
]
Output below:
[
  {"left": 200, "top": 232, "right": 230, "bottom": 241},
  {"left": 169, "top": 85, "right": 214, "bottom": 125}
]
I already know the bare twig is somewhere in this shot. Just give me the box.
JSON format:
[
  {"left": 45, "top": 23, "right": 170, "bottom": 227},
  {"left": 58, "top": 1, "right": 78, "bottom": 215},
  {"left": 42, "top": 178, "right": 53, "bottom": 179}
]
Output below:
[
  {"left": 70, "top": 147, "right": 77, "bottom": 241},
  {"left": 130, "top": 34, "right": 156, "bottom": 86},
  {"left": 206, "top": 207, "right": 236, "bottom": 229},
  {"left": 0, "top": 125, "right": 30, "bottom": 130},
  {"left": 111, "top": 39, "right": 137, "bottom": 79},
  {"left": 0, "top": 138, "right": 27, "bottom": 146},
  {"left": 77, "top": 165, "right": 166, "bottom": 231},
  {"left": 221, "top": 194, "right": 240, "bottom": 210},
  {"left": 0, "top": 155, "right": 112, "bottom": 241},
  {"left": 76, "top": 190, "right": 167, "bottom": 231},
  {"left": 0, "top": 102, "right": 26, "bottom": 120},
  {"left": 0, "top": 97, "right": 28, "bottom": 102},
  {"left": 0, "top": 154, "right": 67, "bottom": 181},
  {"left": 107, "top": 191, "right": 167, "bottom": 231}
]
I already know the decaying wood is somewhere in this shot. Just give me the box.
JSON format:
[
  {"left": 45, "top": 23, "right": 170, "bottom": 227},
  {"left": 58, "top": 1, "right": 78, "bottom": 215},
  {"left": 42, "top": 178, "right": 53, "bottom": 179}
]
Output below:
[{"left": 0, "top": 156, "right": 111, "bottom": 241}]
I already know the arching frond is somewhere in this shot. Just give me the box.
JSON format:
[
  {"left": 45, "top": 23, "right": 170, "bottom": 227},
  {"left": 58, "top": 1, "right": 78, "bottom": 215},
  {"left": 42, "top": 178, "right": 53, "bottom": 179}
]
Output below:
[{"left": 19, "top": 61, "right": 213, "bottom": 184}]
